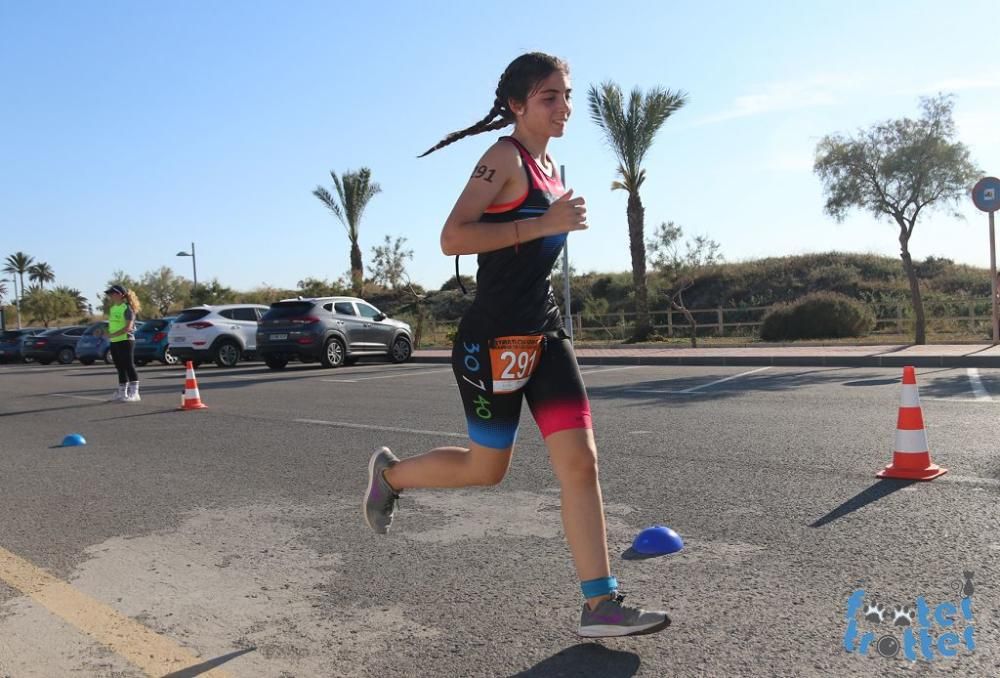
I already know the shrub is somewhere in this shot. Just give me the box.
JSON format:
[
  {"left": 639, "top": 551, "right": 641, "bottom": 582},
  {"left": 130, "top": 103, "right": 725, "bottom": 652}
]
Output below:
[{"left": 760, "top": 292, "right": 875, "bottom": 341}]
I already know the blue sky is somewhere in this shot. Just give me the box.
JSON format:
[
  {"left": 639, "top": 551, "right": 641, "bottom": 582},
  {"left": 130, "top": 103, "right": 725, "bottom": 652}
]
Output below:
[{"left": 2, "top": 0, "right": 997, "bottom": 306}]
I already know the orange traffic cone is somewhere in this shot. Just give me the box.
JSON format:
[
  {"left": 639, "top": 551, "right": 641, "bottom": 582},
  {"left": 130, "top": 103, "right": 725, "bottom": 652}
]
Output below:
[
  {"left": 179, "top": 361, "right": 208, "bottom": 410},
  {"left": 877, "top": 366, "right": 946, "bottom": 480}
]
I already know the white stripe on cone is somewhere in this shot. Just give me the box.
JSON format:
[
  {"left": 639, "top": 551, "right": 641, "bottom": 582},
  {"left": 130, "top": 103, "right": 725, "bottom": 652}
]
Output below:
[
  {"left": 899, "top": 385, "right": 920, "bottom": 408},
  {"left": 894, "top": 428, "right": 930, "bottom": 453}
]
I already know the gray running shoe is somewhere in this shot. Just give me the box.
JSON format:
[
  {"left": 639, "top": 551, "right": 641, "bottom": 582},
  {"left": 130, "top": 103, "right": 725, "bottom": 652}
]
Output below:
[
  {"left": 578, "top": 592, "right": 670, "bottom": 637},
  {"left": 363, "top": 447, "right": 400, "bottom": 534}
]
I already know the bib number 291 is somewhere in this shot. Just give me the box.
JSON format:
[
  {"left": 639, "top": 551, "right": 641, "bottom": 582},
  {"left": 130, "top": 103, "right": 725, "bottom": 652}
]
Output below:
[{"left": 490, "top": 336, "right": 543, "bottom": 393}]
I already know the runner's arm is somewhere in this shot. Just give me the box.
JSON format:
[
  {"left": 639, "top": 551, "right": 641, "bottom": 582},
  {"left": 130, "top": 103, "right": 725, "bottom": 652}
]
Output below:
[{"left": 440, "top": 143, "right": 549, "bottom": 256}]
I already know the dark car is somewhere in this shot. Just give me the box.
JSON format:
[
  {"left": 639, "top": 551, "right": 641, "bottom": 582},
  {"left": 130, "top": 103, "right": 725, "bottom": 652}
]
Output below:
[
  {"left": 134, "top": 317, "right": 178, "bottom": 366},
  {"left": 23, "top": 326, "right": 87, "bottom": 365},
  {"left": 0, "top": 328, "right": 45, "bottom": 363},
  {"left": 256, "top": 296, "right": 413, "bottom": 370}
]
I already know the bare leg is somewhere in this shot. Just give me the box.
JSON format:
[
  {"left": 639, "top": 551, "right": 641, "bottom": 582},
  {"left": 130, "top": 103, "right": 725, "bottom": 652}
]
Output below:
[
  {"left": 545, "top": 427, "right": 612, "bottom": 610},
  {"left": 384, "top": 442, "right": 513, "bottom": 489}
]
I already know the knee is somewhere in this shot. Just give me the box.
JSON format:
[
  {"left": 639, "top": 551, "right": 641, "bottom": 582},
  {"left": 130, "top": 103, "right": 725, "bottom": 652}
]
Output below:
[{"left": 556, "top": 445, "right": 600, "bottom": 485}]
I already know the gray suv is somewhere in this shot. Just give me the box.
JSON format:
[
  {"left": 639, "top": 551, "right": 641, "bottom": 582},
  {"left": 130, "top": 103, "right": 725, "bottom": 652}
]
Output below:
[{"left": 257, "top": 296, "right": 413, "bottom": 370}]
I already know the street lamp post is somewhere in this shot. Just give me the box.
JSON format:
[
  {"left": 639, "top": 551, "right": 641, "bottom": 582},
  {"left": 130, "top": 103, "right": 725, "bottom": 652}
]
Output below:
[{"left": 176, "top": 242, "right": 198, "bottom": 290}]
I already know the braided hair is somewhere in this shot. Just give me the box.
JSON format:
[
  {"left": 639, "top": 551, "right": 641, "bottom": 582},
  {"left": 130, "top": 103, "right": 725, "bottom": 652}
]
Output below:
[{"left": 419, "top": 52, "right": 569, "bottom": 157}]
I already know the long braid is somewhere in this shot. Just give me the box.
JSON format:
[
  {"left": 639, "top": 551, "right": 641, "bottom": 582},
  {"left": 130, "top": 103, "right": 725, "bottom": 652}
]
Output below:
[
  {"left": 419, "top": 53, "right": 567, "bottom": 158},
  {"left": 418, "top": 72, "right": 514, "bottom": 157}
]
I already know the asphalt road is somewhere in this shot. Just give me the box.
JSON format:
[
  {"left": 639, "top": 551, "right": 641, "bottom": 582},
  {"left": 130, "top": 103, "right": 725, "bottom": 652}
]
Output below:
[{"left": 1, "top": 359, "right": 998, "bottom": 677}]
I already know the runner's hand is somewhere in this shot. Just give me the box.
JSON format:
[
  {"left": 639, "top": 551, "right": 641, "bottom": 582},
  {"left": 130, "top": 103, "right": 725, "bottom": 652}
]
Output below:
[{"left": 538, "top": 190, "right": 588, "bottom": 236}]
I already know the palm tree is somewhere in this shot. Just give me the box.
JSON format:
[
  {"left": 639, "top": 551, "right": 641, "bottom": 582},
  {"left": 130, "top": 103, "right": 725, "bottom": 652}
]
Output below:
[
  {"left": 313, "top": 168, "right": 382, "bottom": 294},
  {"left": 3, "top": 251, "right": 35, "bottom": 304},
  {"left": 28, "top": 261, "right": 55, "bottom": 290},
  {"left": 588, "top": 82, "right": 687, "bottom": 341}
]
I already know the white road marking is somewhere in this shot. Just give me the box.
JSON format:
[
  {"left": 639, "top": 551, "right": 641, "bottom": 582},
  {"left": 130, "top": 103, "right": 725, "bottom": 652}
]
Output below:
[
  {"left": 579, "top": 366, "right": 642, "bottom": 376},
  {"left": 924, "top": 397, "right": 1000, "bottom": 404},
  {"left": 293, "top": 418, "right": 466, "bottom": 438},
  {"left": 679, "top": 367, "right": 773, "bottom": 393},
  {"left": 626, "top": 366, "right": 774, "bottom": 395},
  {"left": 322, "top": 368, "right": 450, "bottom": 383},
  {"left": 49, "top": 393, "right": 106, "bottom": 402},
  {"left": 966, "top": 368, "right": 993, "bottom": 401}
]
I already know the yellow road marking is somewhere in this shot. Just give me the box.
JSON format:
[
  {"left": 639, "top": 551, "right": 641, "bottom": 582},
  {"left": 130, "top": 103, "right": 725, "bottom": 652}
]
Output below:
[{"left": 0, "top": 545, "right": 233, "bottom": 677}]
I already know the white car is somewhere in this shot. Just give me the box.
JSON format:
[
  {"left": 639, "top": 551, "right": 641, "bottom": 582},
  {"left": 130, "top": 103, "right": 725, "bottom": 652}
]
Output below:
[{"left": 167, "top": 304, "right": 270, "bottom": 368}]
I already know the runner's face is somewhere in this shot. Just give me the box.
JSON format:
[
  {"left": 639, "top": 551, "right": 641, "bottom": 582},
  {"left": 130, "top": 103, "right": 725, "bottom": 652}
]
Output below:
[{"left": 515, "top": 70, "right": 571, "bottom": 138}]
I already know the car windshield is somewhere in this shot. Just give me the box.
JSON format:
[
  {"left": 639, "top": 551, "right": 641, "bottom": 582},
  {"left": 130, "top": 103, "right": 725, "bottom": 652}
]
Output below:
[
  {"left": 175, "top": 309, "right": 210, "bottom": 323},
  {"left": 137, "top": 319, "right": 169, "bottom": 333},
  {"left": 262, "top": 302, "right": 314, "bottom": 320},
  {"left": 40, "top": 328, "right": 64, "bottom": 336}
]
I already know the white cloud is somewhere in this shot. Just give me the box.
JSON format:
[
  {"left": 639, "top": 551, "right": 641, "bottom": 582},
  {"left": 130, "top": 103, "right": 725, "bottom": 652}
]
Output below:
[
  {"left": 694, "top": 75, "right": 861, "bottom": 125},
  {"left": 955, "top": 109, "right": 1000, "bottom": 147},
  {"left": 919, "top": 77, "right": 1000, "bottom": 94}
]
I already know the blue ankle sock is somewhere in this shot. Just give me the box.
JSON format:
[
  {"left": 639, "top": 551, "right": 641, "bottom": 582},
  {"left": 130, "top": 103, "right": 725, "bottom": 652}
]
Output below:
[{"left": 581, "top": 576, "right": 618, "bottom": 599}]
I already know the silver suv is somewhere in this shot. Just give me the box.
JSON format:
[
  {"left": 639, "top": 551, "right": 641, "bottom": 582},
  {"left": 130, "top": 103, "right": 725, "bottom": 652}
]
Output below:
[
  {"left": 257, "top": 296, "right": 413, "bottom": 369},
  {"left": 167, "top": 304, "right": 270, "bottom": 368}
]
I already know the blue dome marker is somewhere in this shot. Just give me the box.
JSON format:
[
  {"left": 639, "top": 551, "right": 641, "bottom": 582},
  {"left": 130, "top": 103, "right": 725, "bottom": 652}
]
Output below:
[
  {"left": 60, "top": 433, "right": 87, "bottom": 447},
  {"left": 622, "top": 525, "right": 683, "bottom": 560}
]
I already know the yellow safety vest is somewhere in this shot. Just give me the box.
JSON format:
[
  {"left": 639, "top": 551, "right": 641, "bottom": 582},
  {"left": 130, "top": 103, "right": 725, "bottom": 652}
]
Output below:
[{"left": 108, "top": 303, "right": 131, "bottom": 343}]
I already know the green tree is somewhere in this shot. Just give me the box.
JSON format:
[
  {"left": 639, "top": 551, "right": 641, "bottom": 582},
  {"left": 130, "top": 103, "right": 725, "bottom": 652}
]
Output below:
[
  {"left": 189, "top": 279, "right": 235, "bottom": 306},
  {"left": 588, "top": 81, "right": 688, "bottom": 342},
  {"left": 368, "top": 235, "right": 413, "bottom": 289},
  {"left": 52, "top": 286, "right": 88, "bottom": 313},
  {"left": 296, "top": 277, "right": 349, "bottom": 298},
  {"left": 21, "top": 288, "right": 77, "bottom": 327},
  {"left": 814, "top": 94, "right": 980, "bottom": 344},
  {"left": 28, "top": 262, "right": 55, "bottom": 290},
  {"left": 313, "top": 168, "right": 382, "bottom": 294},
  {"left": 140, "top": 267, "right": 191, "bottom": 315},
  {"left": 647, "top": 221, "right": 724, "bottom": 347},
  {"left": 3, "top": 251, "right": 35, "bottom": 305}
]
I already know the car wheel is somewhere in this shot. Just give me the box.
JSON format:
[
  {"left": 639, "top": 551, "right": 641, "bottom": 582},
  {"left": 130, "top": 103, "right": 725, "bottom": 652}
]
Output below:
[
  {"left": 58, "top": 348, "right": 75, "bottom": 365},
  {"left": 320, "top": 337, "right": 345, "bottom": 368},
  {"left": 38, "top": 359, "right": 52, "bottom": 365},
  {"left": 162, "top": 347, "right": 179, "bottom": 366},
  {"left": 80, "top": 359, "right": 94, "bottom": 366},
  {"left": 389, "top": 336, "right": 413, "bottom": 364},
  {"left": 264, "top": 356, "right": 288, "bottom": 370},
  {"left": 214, "top": 340, "right": 241, "bottom": 368}
]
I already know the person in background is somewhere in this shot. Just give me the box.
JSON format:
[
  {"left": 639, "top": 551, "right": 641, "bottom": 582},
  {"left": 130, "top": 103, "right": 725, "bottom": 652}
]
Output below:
[{"left": 105, "top": 284, "right": 142, "bottom": 403}]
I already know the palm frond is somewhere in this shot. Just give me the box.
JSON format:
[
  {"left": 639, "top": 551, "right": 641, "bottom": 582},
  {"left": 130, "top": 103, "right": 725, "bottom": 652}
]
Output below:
[{"left": 588, "top": 81, "right": 688, "bottom": 194}]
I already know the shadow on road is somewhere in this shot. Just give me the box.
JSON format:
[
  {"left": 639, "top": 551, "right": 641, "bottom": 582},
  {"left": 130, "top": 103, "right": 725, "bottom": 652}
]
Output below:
[
  {"left": 510, "top": 643, "right": 641, "bottom": 678},
  {"left": 809, "top": 479, "right": 917, "bottom": 528},
  {"left": 161, "top": 647, "right": 256, "bottom": 677}
]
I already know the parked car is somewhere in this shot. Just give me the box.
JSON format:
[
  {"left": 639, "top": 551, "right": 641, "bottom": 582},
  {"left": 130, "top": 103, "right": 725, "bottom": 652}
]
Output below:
[
  {"left": 0, "top": 328, "right": 45, "bottom": 363},
  {"left": 256, "top": 296, "right": 413, "bottom": 370},
  {"left": 167, "top": 304, "right": 269, "bottom": 368},
  {"left": 23, "top": 326, "right": 87, "bottom": 365},
  {"left": 134, "top": 317, "right": 178, "bottom": 366},
  {"left": 76, "top": 322, "right": 112, "bottom": 365}
]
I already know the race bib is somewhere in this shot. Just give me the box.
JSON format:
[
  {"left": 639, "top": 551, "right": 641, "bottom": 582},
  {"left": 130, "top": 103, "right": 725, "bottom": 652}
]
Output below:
[{"left": 489, "top": 335, "right": 544, "bottom": 393}]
